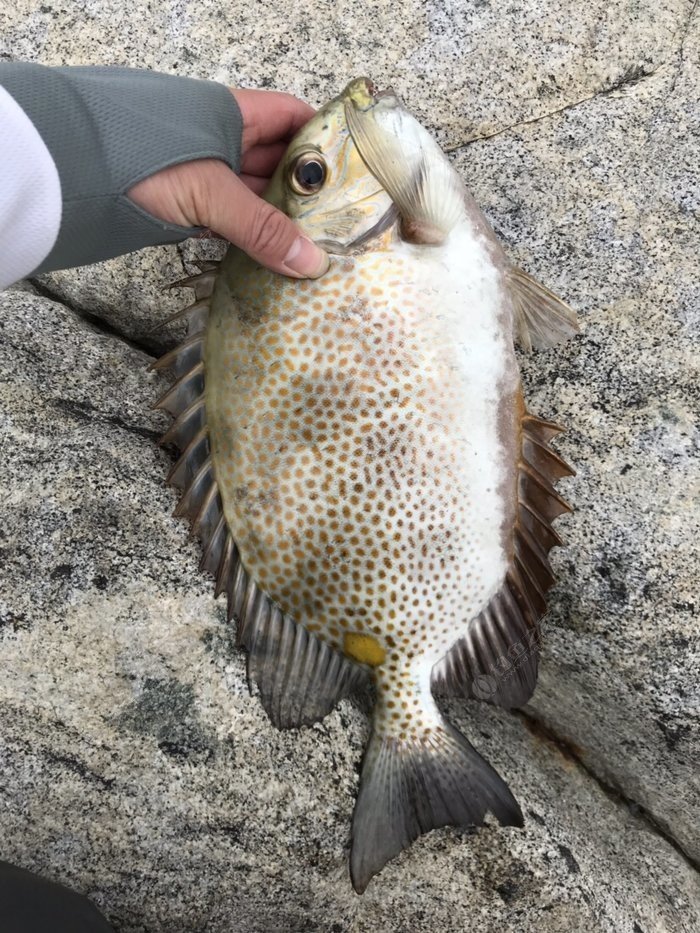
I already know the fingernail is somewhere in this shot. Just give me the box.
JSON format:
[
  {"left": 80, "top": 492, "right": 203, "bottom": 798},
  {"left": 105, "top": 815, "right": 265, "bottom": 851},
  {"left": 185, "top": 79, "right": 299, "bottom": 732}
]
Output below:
[{"left": 283, "top": 236, "right": 330, "bottom": 278}]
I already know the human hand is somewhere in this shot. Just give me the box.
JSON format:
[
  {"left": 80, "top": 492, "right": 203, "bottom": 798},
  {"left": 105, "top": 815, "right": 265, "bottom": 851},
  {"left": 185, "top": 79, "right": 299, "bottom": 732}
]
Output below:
[{"left": 127, "top": 88, "right": 329, "bottom": 278}]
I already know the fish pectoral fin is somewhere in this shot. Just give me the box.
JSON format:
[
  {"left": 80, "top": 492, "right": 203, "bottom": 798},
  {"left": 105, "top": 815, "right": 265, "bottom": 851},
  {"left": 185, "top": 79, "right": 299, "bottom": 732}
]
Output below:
[
  {"left": 350, "top": 719, "right": 522, "bottom": 894},
  {"left": 508, "top": 266, "right": 579, "bottom": 352},
  {"left": 345, "top": 101, "right": 463, "bottom": 243}
]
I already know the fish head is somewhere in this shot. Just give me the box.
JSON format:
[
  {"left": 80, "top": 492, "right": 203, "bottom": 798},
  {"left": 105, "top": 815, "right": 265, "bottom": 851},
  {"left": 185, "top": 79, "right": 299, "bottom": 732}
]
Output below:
[
  {"left": 264, "top": 79, "right": 402, "bottom": 254},
  {"left": 267, "top": 77, "right": 463, "bottom": 252}
]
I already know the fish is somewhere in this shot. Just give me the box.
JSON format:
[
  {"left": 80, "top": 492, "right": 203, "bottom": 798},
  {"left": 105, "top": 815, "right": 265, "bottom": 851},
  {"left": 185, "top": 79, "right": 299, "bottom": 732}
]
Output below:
[{"left": 152, "top": 77, "right": 578, "bottom": 893}]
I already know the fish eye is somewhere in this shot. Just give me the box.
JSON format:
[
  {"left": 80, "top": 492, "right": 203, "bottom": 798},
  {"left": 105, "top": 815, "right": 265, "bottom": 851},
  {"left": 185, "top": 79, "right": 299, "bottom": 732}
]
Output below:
[{"left": 290, "top": 153, "right": 327, "bottom": 195}]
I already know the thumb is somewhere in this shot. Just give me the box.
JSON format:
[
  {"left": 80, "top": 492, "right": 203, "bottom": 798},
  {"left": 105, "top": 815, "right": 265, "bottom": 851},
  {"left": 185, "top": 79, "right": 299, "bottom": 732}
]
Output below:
[{"left": 203, "top": 162, "right": 330, "bottom": 278}]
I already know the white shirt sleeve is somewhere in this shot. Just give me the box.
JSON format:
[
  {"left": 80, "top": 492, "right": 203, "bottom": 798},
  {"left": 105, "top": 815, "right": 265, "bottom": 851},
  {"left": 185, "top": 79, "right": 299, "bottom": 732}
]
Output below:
[{"left": 0, "top": 85, "right": 62, "bottom": 289}]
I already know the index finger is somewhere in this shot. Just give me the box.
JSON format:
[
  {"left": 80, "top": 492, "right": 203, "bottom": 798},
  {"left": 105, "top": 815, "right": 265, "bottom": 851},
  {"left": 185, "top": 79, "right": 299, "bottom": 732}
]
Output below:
[{"left": 231, "top": 88, "right": 316, "bottom": 149}]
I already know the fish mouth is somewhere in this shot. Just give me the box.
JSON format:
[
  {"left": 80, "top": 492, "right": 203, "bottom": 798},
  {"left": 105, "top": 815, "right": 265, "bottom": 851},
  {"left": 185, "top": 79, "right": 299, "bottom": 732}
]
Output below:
[
  {"left": 342, "top": 77, "right": 401, "bottom": 112},
  {"left": 366, "top": 81, "right": 398, "bottom": 102},
  {"left": 342, "top": 78, "right": 409, "bottom": 207},
  {"left": 342, "top": 77, "right": 404, "bottom": 182}
]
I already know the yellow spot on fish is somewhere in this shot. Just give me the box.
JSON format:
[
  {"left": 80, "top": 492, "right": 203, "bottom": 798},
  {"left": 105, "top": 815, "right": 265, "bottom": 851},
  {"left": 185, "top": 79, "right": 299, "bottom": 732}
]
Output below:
[{"left": 343, "top": 632, "right": 386, "bottom": 667}]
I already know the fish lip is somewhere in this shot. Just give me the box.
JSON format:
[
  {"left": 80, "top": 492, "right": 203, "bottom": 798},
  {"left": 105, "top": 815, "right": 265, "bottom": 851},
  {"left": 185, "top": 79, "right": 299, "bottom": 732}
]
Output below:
[
  {"left": 344, "top": 77, "right": 401, "bottom": 112},
  {"left": 374, "top": 86, "right": 397, "bottom": 101},
  {"left": 366, "top": 79, "right": 397, "bottom": 101}
]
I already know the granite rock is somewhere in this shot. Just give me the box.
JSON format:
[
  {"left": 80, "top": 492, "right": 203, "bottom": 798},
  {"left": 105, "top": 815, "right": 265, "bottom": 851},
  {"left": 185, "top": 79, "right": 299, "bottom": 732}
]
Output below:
[
  {"left": 1, "top": 0, "right": 699, "bottom": 928},
  {"left": 1, "top": 0, "right": 686, "bottom": 141},
  {"left": 448, "top": 7, "right": 700, "bottom": 862},
  {"left": 1, "top": 0, "right": 693, "bottom": 343},
  {"left": 0, "top": 292, "right": 698, "bottom": 933}
]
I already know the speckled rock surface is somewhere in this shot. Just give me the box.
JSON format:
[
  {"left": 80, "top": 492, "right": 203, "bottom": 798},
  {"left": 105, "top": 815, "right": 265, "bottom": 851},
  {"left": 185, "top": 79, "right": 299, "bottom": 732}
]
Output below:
[
  {"left": 0, "top": 292, "right": 698, "bottom": 933},
  {"left": 1, "top": 0, "right": 694, "bottom": 342},
  {"left": 449, "top": 12, "right": 700, "bottom": 862},
  {"left": 1, "top": 0, "right": 699, "bottom": 929}
]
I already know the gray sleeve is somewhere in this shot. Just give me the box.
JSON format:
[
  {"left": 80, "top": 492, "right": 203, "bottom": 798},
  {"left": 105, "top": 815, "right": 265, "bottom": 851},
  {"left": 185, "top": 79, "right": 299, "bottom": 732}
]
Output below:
[{"left": 0, "top": 63, "right": 243, "bottom": 274}]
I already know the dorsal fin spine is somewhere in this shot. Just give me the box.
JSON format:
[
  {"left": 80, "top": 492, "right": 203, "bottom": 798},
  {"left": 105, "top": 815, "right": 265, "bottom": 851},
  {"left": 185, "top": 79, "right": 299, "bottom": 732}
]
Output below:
[
  {"left": 155, "top": 270, "right": 383, "bottom": 732},
  {"left": 160, "top": 297, "right": 211, "bottom": 329},
  {"left": 149, "top": 333, "right": 204, "bottom": 372},
  {"left": 159, "top": 398, "right": 205, "bottom": 447},
  {"left": 190, "top": 482, "right": 220, "bottom": 539},
  {"left": 199, "top": 514, "right": 226, "bottom": 576},
  {"left": 164, "top": 269, "right": 218, "bottom": 292},
  {"left": 214, "top": 534, "right": 235, "bottom": 599},
  {"left": 173, "top": 457, "right": 212, "bottom": 519},
  {"left": 153, "top": 361, "right": 204, "bottom": 414},
  {"left": 167, "top": 425, "right": 209, "bottom": 489}
]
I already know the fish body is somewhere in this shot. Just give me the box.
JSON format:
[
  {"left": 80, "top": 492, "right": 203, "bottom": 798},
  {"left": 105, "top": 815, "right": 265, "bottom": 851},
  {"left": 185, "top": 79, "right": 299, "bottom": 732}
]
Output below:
[
  {"left": 208, "top": 220, "right": 518, "bottom": 662},
  {"left": 156, "top": 78, "right": 577, "bottom": 891}
]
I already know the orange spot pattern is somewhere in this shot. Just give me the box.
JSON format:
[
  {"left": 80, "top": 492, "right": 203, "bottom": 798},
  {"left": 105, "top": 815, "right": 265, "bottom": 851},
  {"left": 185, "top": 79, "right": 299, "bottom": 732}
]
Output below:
[{"left": 205, "top": 245, "right": 510, "bottom": 735}]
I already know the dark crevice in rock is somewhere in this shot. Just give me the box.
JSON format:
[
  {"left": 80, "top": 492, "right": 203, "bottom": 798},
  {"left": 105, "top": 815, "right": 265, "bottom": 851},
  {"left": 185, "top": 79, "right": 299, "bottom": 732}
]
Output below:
[
  {"left": 28, "top": 277, "right": 157, "bottom": 359},
  {"left": 176, "top": 242, "right": 190, "bottom": 277},
  {"left": 446, "top": 67, "right": 660, "bottom": 153},
  {"left": 42, "top": 749, "right": 116, "bottom": 790},
  {"left": 516, "top": 709, "right": 700, "bottom": 875},
  {"left": 51, "top": 396, "right": 163, "bottom": 443},
  {"left": 668, "top": 0, "right": 698, "bottom": 97}
]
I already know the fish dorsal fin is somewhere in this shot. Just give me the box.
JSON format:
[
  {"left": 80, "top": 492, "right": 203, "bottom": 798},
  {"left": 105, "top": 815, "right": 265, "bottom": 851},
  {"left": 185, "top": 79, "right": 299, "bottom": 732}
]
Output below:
[
  {"left": 432, "top": 405, "right": 574, "bottom": 708},
  {"left": 508, "top": 267, "right": 579, "bottom": 352},
  {"left": 154, "top": 266, "right": 368, "bottom": 728}
]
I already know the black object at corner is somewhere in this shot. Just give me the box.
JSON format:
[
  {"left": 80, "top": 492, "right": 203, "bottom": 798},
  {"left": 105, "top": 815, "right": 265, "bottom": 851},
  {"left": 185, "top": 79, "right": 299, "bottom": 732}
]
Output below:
[{"left": 0, "top": 861, "right": 114, "bottom": 933}]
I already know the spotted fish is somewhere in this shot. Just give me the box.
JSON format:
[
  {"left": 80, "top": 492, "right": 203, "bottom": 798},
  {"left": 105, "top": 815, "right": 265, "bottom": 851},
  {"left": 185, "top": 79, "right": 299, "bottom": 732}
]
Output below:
[{"left": 153, "top": 78, "right": 578, "bottom": 892}]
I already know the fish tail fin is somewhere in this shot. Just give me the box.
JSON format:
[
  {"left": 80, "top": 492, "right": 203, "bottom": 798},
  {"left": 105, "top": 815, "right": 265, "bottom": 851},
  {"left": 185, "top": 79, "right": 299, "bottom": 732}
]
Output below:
[{"left": 350, "top": 715, "right": 523, "bottom": 893}]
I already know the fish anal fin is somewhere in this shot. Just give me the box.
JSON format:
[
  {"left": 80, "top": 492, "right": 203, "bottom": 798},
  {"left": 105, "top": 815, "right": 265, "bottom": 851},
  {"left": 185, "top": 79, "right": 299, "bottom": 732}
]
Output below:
[
  {"left": 433, "top": 397, "right": 573, "bottom": 709},
  {"left": 157, "top": 270, "right": 368, "bottom": 731},
  {"left": 508, "top": 267, "right": 579, "bottom": 352},
  {"left": 350, "top": 720, "right": 522, "bottom": 894},
  {"left": 242, "top": 603, "right": 370, "bottom": 729},
  {"left": 521, "top": 434, "right": 575, "bottom": 482},
  {"left": 522, "top": 413, "right": 564, "bottom": 443},
  {"left": 432, "top": 584, "right": 539, "bottom": 708}
]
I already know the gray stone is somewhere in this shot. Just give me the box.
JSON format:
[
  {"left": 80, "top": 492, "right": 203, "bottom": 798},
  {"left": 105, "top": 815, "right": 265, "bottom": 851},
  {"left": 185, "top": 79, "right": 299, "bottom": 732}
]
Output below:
[
  {"left": 32, "top": 245, "right": 189, "bottom": 356},
  {"left": 0, "top": 0, "right": 699, "bottom": 928},
  {"left": 0, "top": 274, "right": 697, "bottom": 933},
  {"left": 2, "top": 0, "right": 693, "bottom": 342},
  {"left": 0, "top": 0, "right": 688, "bottom": 144},
  {"left": 448, "top": 6, "right": 700, "bottom": 862}
]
